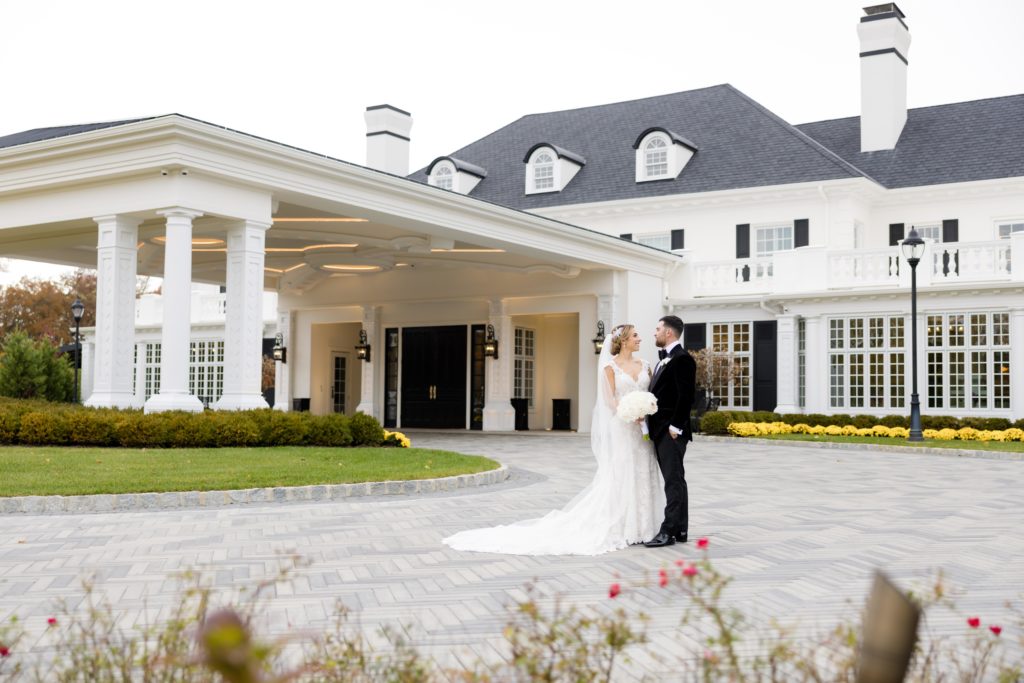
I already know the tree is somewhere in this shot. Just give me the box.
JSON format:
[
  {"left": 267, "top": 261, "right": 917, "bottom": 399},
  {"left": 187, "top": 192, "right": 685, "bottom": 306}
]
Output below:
[
  {"left": 0, "top": 269, "right": 97, "bottom": 346},
  {"left": 689, "top": 347, "right": 738, "bottom": 405},
  {"left": 0, "top": 331, "right": 74, "bottom": 401}
]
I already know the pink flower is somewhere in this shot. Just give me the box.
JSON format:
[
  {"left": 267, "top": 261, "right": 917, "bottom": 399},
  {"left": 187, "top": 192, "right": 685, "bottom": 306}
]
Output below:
[
  {"left": 674, "top": 559, "right": 685, "bottom": 567},
  {"left": 608, "top": 583, "right": 621, "bottom": 599},
  {"left": 990, "top": 625, "right": 1002, "bottom": 636},
  {"left": 659, "top": 572, "right": 669, "bottom": 588},
  {"left": 967, "top": 617, "right": 981, "bottom": 628},
  {"left": 696, "top": 537, "right": 709, "bottom": 549},
  {"left": 683, "top": 564, "right": 698, "bottom": 578},
  {"left": 0, "top": 645, "right": 10, "bottom": 657},
  {"left": 46, "top": 618, "right": 57, "bottom": 627}
]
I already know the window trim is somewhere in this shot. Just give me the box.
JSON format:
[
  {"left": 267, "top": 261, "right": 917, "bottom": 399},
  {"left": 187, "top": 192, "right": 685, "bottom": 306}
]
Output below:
[
  {"left": 995, "top": 219, "right": 1024, "bottom": 240},
  {"left": 525, "top": 147, "right": 559, "bottom": 195},
  {"left": 430, "top": 162, "right": 455, "bottom": 191},
  {"left": 754, "top": 222, "right": 794, "bottom": 257}
]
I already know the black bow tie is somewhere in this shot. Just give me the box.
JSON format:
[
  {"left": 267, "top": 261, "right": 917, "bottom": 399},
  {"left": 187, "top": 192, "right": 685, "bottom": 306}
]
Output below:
[{"left": 658, "top": 349, "right": 668, "bottom": 360}]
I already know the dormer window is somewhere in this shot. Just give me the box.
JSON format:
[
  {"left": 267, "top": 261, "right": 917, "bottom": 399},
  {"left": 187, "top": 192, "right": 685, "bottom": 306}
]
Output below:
[
  {"left": 633, "top": 127, "right": 697, "bottom": 183},
  {"left": 533, "top": 153, "right": 554, "bottom": 190},
  {"left": 644, "top": 137, "right": 669, "bottom": 177},
  {"left": 523, "top": 143, "right": 585, "bottom": 195},
  {"left": 426, "top": 157, "right": 486, "bottom": 194}
]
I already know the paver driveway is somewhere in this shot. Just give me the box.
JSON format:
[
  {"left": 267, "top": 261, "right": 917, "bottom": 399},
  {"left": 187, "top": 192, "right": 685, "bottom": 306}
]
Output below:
[{"left": 1, "top": 433, "right": 1021, "bottom": 679}]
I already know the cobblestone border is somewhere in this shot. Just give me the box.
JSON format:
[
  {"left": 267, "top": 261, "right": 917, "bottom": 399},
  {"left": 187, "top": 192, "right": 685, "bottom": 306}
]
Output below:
[
  {"left": 698, "top": 435, "right": 1024, "bottom": 461},
  {"left": 0, "top": 465, "right": 509, "bottom": 515}
]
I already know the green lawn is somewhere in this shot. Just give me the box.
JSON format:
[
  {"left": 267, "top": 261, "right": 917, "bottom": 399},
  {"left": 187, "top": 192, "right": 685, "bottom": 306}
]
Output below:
[
  {"left": 0, "top": 447, "right": 499, "bottom": 497},
  {"left": 754, "top": 433, "right": 1024, "bottom": 452}
]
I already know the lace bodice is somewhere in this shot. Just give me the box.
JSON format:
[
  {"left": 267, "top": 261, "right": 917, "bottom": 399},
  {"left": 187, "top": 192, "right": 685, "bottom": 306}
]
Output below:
[{"left": 611, "top": 359, "right": 651, "bottom": 397}]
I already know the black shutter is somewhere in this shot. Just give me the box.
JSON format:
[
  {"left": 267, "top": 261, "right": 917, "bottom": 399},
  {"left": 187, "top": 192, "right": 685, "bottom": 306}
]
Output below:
[
  {"left": 670, "top": 229, "right": 685, "bottom": 250},
  {"left": 683, "top": 323, "right": 706, "bottom": 351},
  {"left": 889, "top": 223, "right": 905, "bottom": 246},
  {"left": 942, "top": 219, "right": 959, "bottom": 243},
  {"left": 736, "top": 224, "right": 750, "bottom": 258},
  {"left": 619, "top": 233, "right": 632, "bottom": 241},
  {"left": 794, "top": 219, "right": 809, "bottom": 248},
  {"left": 752, "top": 321, "right": 778, "bottom": 412}
]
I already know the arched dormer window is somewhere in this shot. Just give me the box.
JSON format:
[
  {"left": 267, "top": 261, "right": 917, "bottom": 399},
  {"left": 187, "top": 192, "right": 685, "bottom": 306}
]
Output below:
[
  {"left": 533, "top": 153, "right": 554, "bottom": 191},
  {"left": 433, "top": 164, "right": 453, "bottom": 190},
  {"left": 644, "top": 137, "right": 669, "bottom": 178}
]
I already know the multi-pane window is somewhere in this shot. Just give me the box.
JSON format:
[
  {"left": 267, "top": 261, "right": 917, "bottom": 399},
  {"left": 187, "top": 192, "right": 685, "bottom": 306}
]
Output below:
[
  {"left": 910, "top": 223, "right": 941, "bottom": 242},
  {"left": 710, "top": 322, "right": 751, "bottom": 409},
  {"left": 644, "top": 137, "right": 668, "bottom": 177},
  {"left": 144, "top": 343, "right": 161, "bottom": 400},
  {"left": 514, "top": 327, "right": 535, "bottom": 409},
  {"left": 828, "top": 316, "right": 905, "bottom": 409},
  {"left": 189, "top": 340, "right": 224, "bottom": 407},
  {"left": 997, "top": 221, "right": 1024, "bottom": 239},
  {"left": 636, "top": 233, "right": 672, "bottom": 251},
  {"left": 433, "top": 165, "right": 453, "bottom": 190},
  {"left": 755, "top": 225, "right": 793, "bottom": 257},
  {"left": 533, "top": 153, "right": 554, "bottom": 190},
  {"left": 332, "top": 356, "right": 347, "bottom": 413},
  {"left": 797, "top": 318, "right": 806, "bottom": 408},
  {"left": 925, "top": 312, "right": 1011, "bottom": 410}
]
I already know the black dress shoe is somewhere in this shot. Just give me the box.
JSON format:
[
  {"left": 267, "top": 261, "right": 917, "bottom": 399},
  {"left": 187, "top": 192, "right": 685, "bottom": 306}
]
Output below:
[
  {"left": 644, "top": 532, "right": 676, "bottom": 548},
  {"left": 673, "top": 532, "right": 688, "bottom": 543}
]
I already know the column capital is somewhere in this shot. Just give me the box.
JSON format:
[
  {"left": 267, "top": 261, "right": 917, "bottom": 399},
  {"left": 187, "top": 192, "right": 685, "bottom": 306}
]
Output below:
[
  {"left": 92, "top": 214, "right": 143, "bottom": 228},
  {"left": 230, "top": 218, "right": 272, "bottom": 232},
  {"left": 157, "top": 207, "right": 204, "bottom": 221}
]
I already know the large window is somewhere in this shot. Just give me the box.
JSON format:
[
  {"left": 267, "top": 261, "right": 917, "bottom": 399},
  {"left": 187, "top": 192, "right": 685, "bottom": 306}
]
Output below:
[
  {"left": 514, "top": 327, "right": 535, "bottom": 409},
  {"left": 144, "top": 342, "right": 161, "bottom": 400},
  {"left": 828, "top": 315, "right": 905, "bottom": 410},
  {"left": 711, "top": 322, "right": 751, "bottom": 409},
  {"left": 755, "top": 224, "right": 793, "bottom": 257},
  {"left": 909, "top": 223, "right": 941, "bottom": 242},
  {"left": 997, "top": 221, "right": 1024, "bottom": 239},
  {"left": 926, "top": 312, "right": 1011, "bottom": 411},
  {"left": 644, "top": 137, "right": 668, "bottom": 178},
  {"left": 189, "top": 340, "right": 224, "bottom": 407},
  {"left": 798, "top": 318, "right": 806, "bottom": 409},
  {"left": 533, "top": 153, "right": 554, "bottom": 191}
]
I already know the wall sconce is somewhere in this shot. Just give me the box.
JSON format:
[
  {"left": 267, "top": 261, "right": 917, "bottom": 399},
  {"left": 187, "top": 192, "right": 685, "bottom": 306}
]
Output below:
[
  {"left": 592, "top": 320, "right": 606, "bottom": 355},
  {"left": 483, "top": 324, "right": 499, "bottom": 359},
  {"left": 355, "top": 329, "right": 371, "bottom": 362},
  {"left": 272, "top": 332, "right": 287, "bottom": 363}
]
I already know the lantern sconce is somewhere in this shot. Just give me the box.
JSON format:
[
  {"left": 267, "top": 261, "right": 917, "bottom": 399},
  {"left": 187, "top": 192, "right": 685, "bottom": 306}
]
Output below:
[
  {"left": 272, "top": 333, "right": 287, "bottom": 363},
  {"left": 592, "top": 320, "right": 606, "bottom": 355},
  {"left": 483, "top": 324, "right": 499, "bottom": 359},
  {"left": 355, "top": 329, "right": 371, "bottom": 362}
]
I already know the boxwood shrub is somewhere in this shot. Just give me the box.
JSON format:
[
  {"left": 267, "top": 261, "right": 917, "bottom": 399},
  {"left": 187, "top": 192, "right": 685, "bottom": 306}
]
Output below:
[{"left": 0, "top": 399, "right": 386, "bottom": 448}]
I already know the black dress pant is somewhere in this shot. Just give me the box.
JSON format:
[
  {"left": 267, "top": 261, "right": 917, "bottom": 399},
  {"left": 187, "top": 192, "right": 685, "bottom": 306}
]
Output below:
[{"left": 653, "top": 431, "right": 688, "bottom": 537}]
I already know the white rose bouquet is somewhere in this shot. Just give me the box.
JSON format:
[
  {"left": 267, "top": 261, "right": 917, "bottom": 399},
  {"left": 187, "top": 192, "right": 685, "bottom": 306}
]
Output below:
[{"left": 616, "top": 391, "right": 658, "bottom": 440}]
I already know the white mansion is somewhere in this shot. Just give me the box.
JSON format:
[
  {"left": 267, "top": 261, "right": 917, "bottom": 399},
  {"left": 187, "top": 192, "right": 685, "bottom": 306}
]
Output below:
[{"left": 0, "top": 4, "right": 1021, "bottom": 429}]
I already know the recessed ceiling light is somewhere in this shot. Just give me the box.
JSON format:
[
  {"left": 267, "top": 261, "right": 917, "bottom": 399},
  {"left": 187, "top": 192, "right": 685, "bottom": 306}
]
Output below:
[
  {"left": 151, "top": 236, "right": 225, "bottom": 247},
  {"left": 322, "top": 264, "right": 382, "bottom": 272}
]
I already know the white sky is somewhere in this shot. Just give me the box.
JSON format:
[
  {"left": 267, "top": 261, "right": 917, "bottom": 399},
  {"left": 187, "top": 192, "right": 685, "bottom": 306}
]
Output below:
[{"left": 2, "top": 0, "right": 1023, "bottom": 285}]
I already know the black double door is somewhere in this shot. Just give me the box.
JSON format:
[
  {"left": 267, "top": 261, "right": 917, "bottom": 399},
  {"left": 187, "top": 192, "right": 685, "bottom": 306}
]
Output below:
[{"left": 401, "top": 326, "right": 467, "bottom": 429}]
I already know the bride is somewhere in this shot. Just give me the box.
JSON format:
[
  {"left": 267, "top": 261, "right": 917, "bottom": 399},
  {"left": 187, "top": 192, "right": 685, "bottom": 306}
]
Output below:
[{"left": 443, "top": 324, "right": 666, "bottom": 556}]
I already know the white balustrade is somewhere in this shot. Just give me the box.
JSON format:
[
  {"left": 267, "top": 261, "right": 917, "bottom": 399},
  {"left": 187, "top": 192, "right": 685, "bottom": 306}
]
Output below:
[
  {"left": 931, "top": 240, "right": 1012, "bottom": 282},
  {"left": 692, "top": 257, "right": 774, "bottom": 296},
  {"left": 827, "top": 247, "right": 901, "bottom": 289}
]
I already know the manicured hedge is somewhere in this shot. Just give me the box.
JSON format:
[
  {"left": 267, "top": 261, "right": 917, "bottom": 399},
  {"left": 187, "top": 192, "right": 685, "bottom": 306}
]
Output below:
[
  {"left": 0, "top": 397, "right": 386, "bottom": 448},
  {"left": 697, "top": 407, "right": 1023, "bottom": 436}
]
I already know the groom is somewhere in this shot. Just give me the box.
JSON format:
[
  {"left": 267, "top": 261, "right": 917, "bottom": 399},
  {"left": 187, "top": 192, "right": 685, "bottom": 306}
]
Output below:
[{"left": 645, "top": 315, "right": 697, "bottom": 547}]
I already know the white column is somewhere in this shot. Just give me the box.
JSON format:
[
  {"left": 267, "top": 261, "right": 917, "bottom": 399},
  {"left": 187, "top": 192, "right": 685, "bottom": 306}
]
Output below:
[
  {"left": 483, "top": 299, "right": 515, "bottom": 431},
  {"left": 273, "top": 310, "right": 292, "bottom": 411},
  {"left": 804, "top": 315, "right": 826, "bottom": 413},
  {"left": 133, "top": 341, "right": 147, "bottom": 407},
  {"left": 85, "top": 215, "right": 140, "bottom": 409},
  {"left": 80, "top": 340, "right": 95, "bottom": 403},
  {"left": 1010, "top": 309, "right": 1024, "bottom": 421},
  {"left": 775, "top": 314, "right": 799, "bottom": 414},
  {"left": 145, "top": 208, "right": 204, "bottom": 413},
  {"left": 214, "top": 220, "right": 271, "bottom": 411},
  {"left": 355, "top": 305, "right": 380, "bottom": 418}
]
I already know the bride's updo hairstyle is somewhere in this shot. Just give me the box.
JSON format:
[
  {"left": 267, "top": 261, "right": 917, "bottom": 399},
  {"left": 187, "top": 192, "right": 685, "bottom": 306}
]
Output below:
[{"left": 609, "top": 324, "right": 634, "bottom": 355}]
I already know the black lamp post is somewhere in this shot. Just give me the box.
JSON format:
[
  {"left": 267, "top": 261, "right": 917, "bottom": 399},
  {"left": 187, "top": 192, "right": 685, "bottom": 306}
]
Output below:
[
  {"left": 71, "top": 298, "right": 85, "bottom": 404},
  {"left": 901, "top": 229, "right": 925, "bottom": 441}
]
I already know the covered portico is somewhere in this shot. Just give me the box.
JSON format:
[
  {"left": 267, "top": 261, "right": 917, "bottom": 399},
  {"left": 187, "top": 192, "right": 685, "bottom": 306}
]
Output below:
[{"left": 0, "top": 115, "right": 678, "bottom": 430}]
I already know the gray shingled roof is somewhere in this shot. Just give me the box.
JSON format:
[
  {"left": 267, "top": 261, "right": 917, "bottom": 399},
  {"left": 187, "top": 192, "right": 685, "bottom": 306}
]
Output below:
[
  {"left": 0, "top": 118, "right": 155, "bottom": 150},
  {"left": 796, "top": 94, "right": 1024, "bottom": 188},
  {"left": 408, "top": 84, "right": 868, "bottom": 209}
]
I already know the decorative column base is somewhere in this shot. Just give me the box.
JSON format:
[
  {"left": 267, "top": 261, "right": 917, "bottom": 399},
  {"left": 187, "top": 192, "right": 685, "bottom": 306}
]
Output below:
[
  {"left": 85, "top": 392, "right": 136, "bottom": 410},
  {"left": 144, "top": 393, "right": 204, "bottom": 414},
  {"left": 213, "top": 393, "right": 269, "bottom": 411},
  {"left": 483, "top": 403, "right": 516, "bottom": 431}
]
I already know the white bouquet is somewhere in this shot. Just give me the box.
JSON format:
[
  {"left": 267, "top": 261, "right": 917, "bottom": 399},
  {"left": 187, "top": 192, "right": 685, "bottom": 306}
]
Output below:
[{"left": 616, "top": 391, "right": 658, "bottom": 440}]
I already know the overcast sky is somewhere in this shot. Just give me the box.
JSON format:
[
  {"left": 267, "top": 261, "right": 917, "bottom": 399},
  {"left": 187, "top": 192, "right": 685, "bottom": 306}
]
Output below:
[{"left": 2, "top": 0, "right": 1023, "bottom": 285}]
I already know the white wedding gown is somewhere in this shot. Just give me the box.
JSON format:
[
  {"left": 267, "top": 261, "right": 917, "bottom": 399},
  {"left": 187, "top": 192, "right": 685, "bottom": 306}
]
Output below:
[{"left": 443, "top": 352, "right": 666, "bottom": 556}]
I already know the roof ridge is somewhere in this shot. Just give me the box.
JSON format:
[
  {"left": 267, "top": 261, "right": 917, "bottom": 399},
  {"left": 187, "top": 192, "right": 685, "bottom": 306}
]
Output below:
[
  {"left": 722, "top": 84, "right": 879, "bottom": 184},
  {"left": 797, "top": 91, "right": 1024, "bottom": 128},
  {"left": 521, "top": 84, "right": 732, "bottom": 118}
]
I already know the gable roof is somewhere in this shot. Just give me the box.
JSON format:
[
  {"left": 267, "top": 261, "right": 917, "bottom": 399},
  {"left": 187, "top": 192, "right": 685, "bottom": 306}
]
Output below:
[
  {"left": 408, "top": 84, "right": 869, "bottom": 210},
  {"left": 0, "top": 118, "right": 156, "bottom": 150},
  {"left": 796, "top": 94, "right": 1024, "bottom": 188}
]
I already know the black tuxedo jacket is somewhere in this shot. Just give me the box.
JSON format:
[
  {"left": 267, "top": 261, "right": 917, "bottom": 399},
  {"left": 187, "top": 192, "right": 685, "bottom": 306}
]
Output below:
[{"left": 647, "top": 345, "right": 697, "bottom": 442}]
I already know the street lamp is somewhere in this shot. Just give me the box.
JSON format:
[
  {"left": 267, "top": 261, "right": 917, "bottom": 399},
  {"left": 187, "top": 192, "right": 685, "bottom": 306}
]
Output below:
[
  {"left": 70, "top": 298, "right": 85, "bottom": 403},
  {"left": 901, "top": 229, "right": 926, "bottom": 442}
]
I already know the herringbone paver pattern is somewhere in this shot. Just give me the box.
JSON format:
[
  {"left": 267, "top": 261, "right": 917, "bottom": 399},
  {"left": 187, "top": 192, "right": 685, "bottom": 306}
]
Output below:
[{"left": 1, "top": 434, "right": 1021, "bottom": 679}]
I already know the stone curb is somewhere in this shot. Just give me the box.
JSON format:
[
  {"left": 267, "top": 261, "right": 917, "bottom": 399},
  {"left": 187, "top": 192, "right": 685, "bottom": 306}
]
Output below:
[
  {"left": 697, "top": 435, "right": 1024, "bottom": 462},
  {"left": 0, "top": 465, "right": 510, "bottom": 515}
]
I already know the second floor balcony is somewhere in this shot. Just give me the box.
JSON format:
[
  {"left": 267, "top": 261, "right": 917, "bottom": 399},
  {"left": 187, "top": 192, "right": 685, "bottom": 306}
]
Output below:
[{"left": 684, "top": 234, "right": 1023, "bottom": 299}]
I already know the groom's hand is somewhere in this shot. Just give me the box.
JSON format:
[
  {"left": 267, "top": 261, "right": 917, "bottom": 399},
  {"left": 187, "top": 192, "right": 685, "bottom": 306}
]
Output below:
[{"left": 669, "top": 425, "right": 681, "bottom": 440}]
